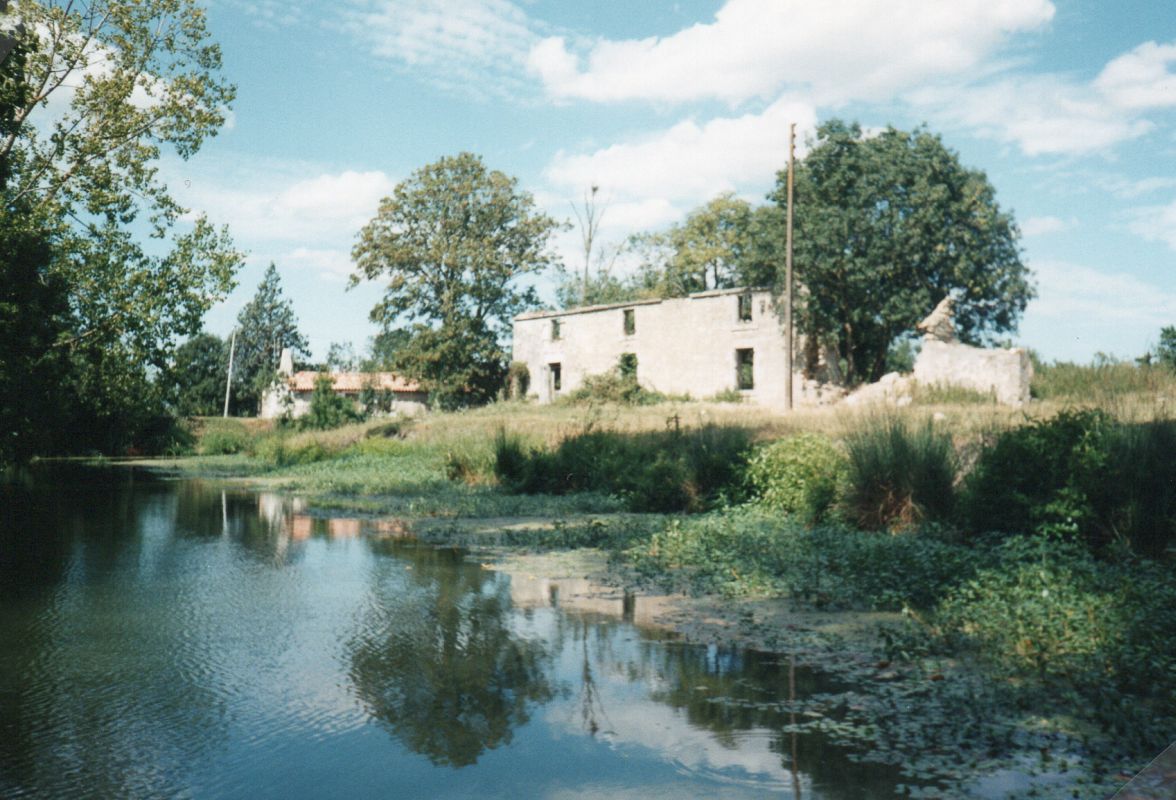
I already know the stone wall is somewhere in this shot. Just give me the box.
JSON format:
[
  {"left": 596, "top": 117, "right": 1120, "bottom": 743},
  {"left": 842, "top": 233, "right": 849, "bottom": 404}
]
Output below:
[
  {"left": 912, "top": 340, "right": 1032, "bottom": 406},
  {"left": 512, "top": 289, "right": 821, "bottom": 407}
]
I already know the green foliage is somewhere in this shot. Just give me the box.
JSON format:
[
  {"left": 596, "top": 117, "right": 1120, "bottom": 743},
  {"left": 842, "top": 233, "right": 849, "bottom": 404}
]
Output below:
[
  {"left": 504, "top": 362, "right": 530, "bottom": 400},
  {"left": 198, "top": 427, "right": 249, "bottom": 455},
  {"left": 254, "top": 435, "right": 329, "bottom": 468},
  {"left": 617, "top": 194, "right": 777, "bottom": 300},
  {"left": 841, "top": 416, "right": 957, "bottom": 531},
  {"left": 965, "top": 410, "right": 1176, "bottom": 556},
  {"left": 936, "top": 535, "right": 1176, "bottom": 751},
  {"left": 301, "top": 374, "right": 364, "bottom": 431},
  {"left": 1158, "top": 325, "right": 1176, "bottom": 370},
  {"left": 364, "top": 327, "right": 412, "bottom": 370},
  {"left": 777, "top": 120, "right": 1032, "bottom": 384},
  {"left": 2, "top": 0, "right": 242, "bottom": 402},
  {"left": 495, "top": 424, "right": 754, "bottom": 513},
  {"left": 352, "top": 153, "right": 562, "bottom": 407},
  {"left": 1030, "top": 355, "right": 1176, "bottom": 401},
  {"left": 629, "top": 509, "right": 976, "bottom": 608},
  {"left": 708, "top": 388, "right": 744, "bottom": 403},
  {"left": 0, "top": 214, "right": 71, "bottom": 464},
  {"left": 164, "top": 333, "right": 227, "bottom": 417},
  {"left": 744, "top": 433, "right": 847, "bottom": 522},
  {"left": 908, "top": 381, "right": 994, "bottom": 405},
  {"left": 232, "top": 264, "right": 309, "bottom": 414},
  {"left": 561, "top": 365, "right": 664, "bottom": 406}
]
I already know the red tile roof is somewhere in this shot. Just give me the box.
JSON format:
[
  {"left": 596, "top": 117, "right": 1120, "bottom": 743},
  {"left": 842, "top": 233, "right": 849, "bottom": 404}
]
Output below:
[{"left": 288, "top": 371, "right": 421, "bottom": 394}]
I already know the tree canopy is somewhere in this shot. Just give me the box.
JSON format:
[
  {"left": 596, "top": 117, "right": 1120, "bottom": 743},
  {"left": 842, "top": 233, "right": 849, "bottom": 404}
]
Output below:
[
  {"left": 163, "top": 332, "right": 227, "bottom": 417},
  {"left": 351, "top": 152, "right": 561, "bottom": 407},
  {"left": 232, "top": 263, "right": 308, "bottom": 414},
  {"left": 0, "top": 0, "right": 241, "bottom": 460},
  {"left": 774, "top": 120, "right": 1032, "bottom": 385}
]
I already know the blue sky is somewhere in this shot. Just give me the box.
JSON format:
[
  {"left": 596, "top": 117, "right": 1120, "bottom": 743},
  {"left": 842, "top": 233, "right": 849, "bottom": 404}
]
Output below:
[{"left": 174, "top": 0, "right": 1176, "bottom": 363}]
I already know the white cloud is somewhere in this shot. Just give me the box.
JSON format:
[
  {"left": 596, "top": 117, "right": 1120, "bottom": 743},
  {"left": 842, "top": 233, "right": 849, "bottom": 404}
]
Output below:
[
  {"left": 1094, "top": 40, "right": 1176, "bottom": 110},
  {"left": 343, "top": 0, "right": 539, "bottom": 98},
  {"left": 529, "top": 0, "right": 1054, "bottom": 105},
  {"left": 1127, "top": 199, "right": 1176, "bottom": 251},
  {"left": 1029, "top": 259, "right": 1176, "bottom": 325},
  {"left": 175, "top": 165, "right": 394, "bottom": 245},
  {"left": 544, "top": 96, "right": 817, "bottom": 209},
  {"left": 907, "top": 75, "right": 1154, "bottom": 156},
  {"left": 1021, "top": 215, "right": 1071, "bottom": 236},
  {"left": 285, "top": 247, "right": 356, "bottom": 282}
]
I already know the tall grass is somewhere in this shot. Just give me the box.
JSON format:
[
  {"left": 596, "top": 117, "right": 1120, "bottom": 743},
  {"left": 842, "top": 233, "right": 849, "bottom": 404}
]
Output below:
[
  {"left": 1032, "top": 357, "right": 1176, "bottom": 404},
  {"left": 840, "top": 415, "right": 956, "bottom": 531}
]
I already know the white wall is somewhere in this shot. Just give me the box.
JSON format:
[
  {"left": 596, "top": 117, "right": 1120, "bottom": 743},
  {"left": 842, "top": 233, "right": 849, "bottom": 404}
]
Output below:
[{"left": 512, "top": 289, "right": 807, "bottom": 407}]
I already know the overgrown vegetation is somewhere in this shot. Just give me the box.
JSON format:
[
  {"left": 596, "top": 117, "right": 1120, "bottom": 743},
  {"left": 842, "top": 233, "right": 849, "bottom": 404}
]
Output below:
[
  {"left": 840, "top": 416, "right": 956, "bottom": 531},
  {"left": 495, "top": 424, "right": 753, "bottom": 512}
]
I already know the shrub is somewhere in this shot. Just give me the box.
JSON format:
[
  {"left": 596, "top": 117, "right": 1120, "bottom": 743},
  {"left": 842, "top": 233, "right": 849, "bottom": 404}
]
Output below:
[
  {"left": 744, "top": 433, "right": 846, "bottom": 522},
  {"left": 198, "top": 426, "right": 249, "bottom": 455},
  {"left": 300, "top": 373, "right": 364, "bottom": 430},
  {"left": 840, "top": 416, "right": 956, "bottom": 531},
  {"left": 966, "top": 409, "right": 1176, "bottom": 556},
  {"left": 494, "top": 424, "right": 753, "bottom": 512},
  {"left": 255, "top": 435, "right": 329, "bottom": 467},
  {"left": 935, "top": 535, "right": 1176, "bottom": 750},
  {"left": 629, "top": 509, "right": 977, "bottom": 608}
]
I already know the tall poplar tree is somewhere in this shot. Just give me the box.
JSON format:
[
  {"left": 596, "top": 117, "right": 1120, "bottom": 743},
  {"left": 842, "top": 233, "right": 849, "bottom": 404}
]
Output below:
[{"left": 232, "top": 264, "right": 309, "bottom": 414}]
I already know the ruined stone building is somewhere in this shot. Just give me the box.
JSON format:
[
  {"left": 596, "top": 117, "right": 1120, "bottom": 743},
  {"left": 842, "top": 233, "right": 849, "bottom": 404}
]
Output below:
[
  {"left": 511, "top": 288, "right": 820, "bottom": 407},
  {"left": 512, "top": 289, "right": 1032, "bottom": 408}
]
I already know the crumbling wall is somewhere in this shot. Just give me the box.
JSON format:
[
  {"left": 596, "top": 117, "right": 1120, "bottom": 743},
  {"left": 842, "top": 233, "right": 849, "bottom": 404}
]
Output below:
[{"left": 912, "top": 340, "right": 1032, "bottom": 406}]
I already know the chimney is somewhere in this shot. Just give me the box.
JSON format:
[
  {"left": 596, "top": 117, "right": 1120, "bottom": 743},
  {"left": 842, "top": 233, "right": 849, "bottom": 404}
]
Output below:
[{"left": 278, "top": 347, "right": 294, "bottom": 376}]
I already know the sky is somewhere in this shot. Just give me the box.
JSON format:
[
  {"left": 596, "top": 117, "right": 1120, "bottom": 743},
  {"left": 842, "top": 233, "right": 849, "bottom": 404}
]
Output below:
[{"left": 172, "top": 0, "right": 1176, "bottom": 364}]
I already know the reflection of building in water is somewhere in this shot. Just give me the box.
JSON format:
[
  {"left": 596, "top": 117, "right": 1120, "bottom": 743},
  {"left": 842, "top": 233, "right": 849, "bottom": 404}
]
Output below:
[
  {"left": 509, "top": 575, "right": 646, "bottom": 626},
  {"left": 327, "top": 518, "right": 360, "bottom": 539},
  {"left": 256, "top": 493, "right": 360, "bottom": 541}
]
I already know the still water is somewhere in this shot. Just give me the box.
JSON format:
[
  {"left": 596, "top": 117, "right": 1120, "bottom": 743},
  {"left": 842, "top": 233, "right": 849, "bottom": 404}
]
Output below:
[{"left": 0, "top": 467, "right": 910, "bottom": 798}]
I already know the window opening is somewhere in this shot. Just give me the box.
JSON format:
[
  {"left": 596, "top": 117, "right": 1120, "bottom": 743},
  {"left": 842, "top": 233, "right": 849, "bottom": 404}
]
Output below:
[
  {"left": 736, "top": 348, "right": 754, "bottom": 390},
  {"left": 623, "top": 308, "right": 635, "bottom": 336},
  {"left": 738, "top": 292, "right": 753, "bottom": 322},
  {"left": 552, "top": 319, "right": 561, "bottom": 340},
  {"left": 619, "top": 353, "right": 637, "bottom": 381}
]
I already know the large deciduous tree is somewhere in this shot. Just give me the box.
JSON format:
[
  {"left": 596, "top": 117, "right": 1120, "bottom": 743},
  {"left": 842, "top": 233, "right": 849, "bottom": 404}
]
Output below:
[
  {"left": 351, "top": 152, "right": 561, "bottom": 408},
  {"left": 775, "top": 120, "right": 1033, "bottom": 385},
  {"left": 232, "top": 263, "right": 308, "bottom": 414},
  {"left": 0, "top": 0, "right": 242, "bottom": 459}
]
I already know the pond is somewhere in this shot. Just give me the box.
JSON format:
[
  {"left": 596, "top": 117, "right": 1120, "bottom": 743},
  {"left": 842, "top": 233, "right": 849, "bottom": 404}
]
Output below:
[{"left": 0, "top": 467, "right": 926, "bottom": 798}]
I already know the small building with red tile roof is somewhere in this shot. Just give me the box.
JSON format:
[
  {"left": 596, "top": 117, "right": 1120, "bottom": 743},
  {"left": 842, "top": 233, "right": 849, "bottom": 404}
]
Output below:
[{"left": 259, "top": 349, "right": 429, "bottom": 419}]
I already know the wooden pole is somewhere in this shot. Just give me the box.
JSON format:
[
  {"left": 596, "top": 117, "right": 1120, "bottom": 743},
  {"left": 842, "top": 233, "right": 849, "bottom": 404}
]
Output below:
[
  {"left": 785, "top": 123, "right": 796, "bottom": 411},
  {"left": 223, "top": 328, "right": 237, "bottom": 418}
]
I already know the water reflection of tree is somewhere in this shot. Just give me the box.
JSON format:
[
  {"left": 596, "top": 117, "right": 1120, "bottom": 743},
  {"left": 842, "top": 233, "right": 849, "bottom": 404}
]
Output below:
[
  {"left": 348, "top": 542, "right": 553, "bottom": 767},
  {"left": 645, "top": 642, "right": 906, "bottom": 798},
  {"left": 0, "top": 469, "right": 228, "bottom": 798}
]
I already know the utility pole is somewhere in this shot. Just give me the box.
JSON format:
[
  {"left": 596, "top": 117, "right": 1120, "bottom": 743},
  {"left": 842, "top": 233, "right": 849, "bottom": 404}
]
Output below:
[
  {"left": 784, "top": 123, "right": 796, "bottom": 411},
  {"left": 223, "top": 328, "right": 237, "bottom": 418}
]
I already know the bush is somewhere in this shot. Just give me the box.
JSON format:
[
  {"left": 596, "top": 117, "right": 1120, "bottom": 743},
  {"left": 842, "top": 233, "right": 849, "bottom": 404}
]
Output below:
[
  {"left": 935, "top": 535, "right": 1176, "bottom": 751},
  {"left": 495, "top": 424, "right": 753, "bottom": 513},
  {"left": 254, "top": 435, "right": 329, "bottom": 467},
  {"left": 198, "top": 427, "right": 249, "bottom": 455},
  {"left": 744, "top": 433, "right": 846, "bottom": 522},
  {"left": 840, "top": 416, "right": 956, "bottom": 531},
  {"left": 965, "top": 409, "right": 1176, "bottom": 556},
  {"left": 300, "top": 373, "right": 364, "bottom": 430},
  {"left": 629, "top": 509, "right": 977, "bottom": 608}
]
